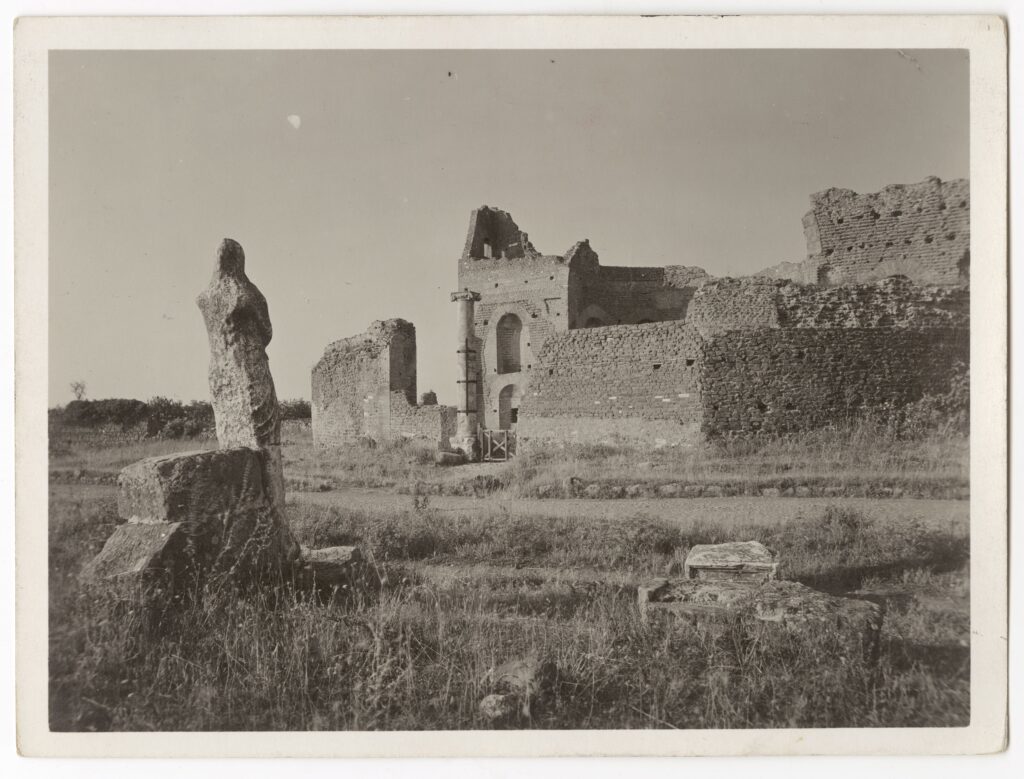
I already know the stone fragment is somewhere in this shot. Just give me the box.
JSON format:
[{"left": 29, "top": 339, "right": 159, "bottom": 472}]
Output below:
[
  {"left": 583, "top": 483, "right": 603, "bottom": 498},
  {"left": 197, "top": 238, "right": 281, "bottom": 450},
  {"left": 760, "top": 487, "right": 781, "bottom": 498},
  {"left": 703, "top": 485, "right": 723, "bottom": 497},
  {"left": 683, "top": 485, "right": 704, "bottom": 497},
  {"left": 656, "top": 483, "right": 681, "bottom": 498},
  {"left": 298, "top": 545, "right": 365, "bottom": 590},
  {"left": 625, "top": 484, "right": 646, "bottom": 498},
  {"left": 684, "top": 540, "right": 778, "bottom": 582},
  {"left": 484, "top": 654, "right": 557, "bottom": 720},
  {"left": 196, "top": 238, "right": 299, "bottom": 565},
  {"left": 79, "top": 522, "right": 190, "bottom": 590},
  {"left": 638, "top": 578, "right": 883, "bottom": 657},
  {"left": 435, "top": 450, "right": 466, "bottom": 467},
  {"left": 117, "top": 448, "right": 268, "bottom": 524},
  {"left": 479, "top": 693, "right": 518, "bottom": 724}
]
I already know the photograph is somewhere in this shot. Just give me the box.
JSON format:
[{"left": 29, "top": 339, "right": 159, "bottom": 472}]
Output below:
[{"left": 13, "top": 14, "right": 1008, "bottom": 758}]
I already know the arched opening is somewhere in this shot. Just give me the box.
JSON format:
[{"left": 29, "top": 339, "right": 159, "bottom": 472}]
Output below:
[
  {"left": 482, "top": 239, "right": 493, "bottom": 259},
  {"left": 584, "top": 317, "right": 604, "bottom": 328},
  {"left": 498, "top": 384, "right": 520, "bottom": 430},
  {"left": 496, "top": 314, "right": 522, "bottom": 374}
]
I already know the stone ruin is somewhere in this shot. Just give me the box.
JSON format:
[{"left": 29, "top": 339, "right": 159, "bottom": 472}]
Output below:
[
  {"left": 308, "top": 176, "right": 969, "bottom": 456},
  {"left": 639, "top": 542, "right": 883, "bottom": 657},
  {"left": 82, "top": 239, "right": 361, "bottom": 600},
  {"left": 311, "top": 319, "right": 456, "bottom": 450}
]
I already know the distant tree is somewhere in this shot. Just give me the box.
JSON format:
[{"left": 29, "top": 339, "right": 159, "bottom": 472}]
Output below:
[
  {"left": 70, "top": 381, "right": 87, "bottom": 401},
  {"left": 279, "top": 399, "right": 312, "bottom": 420}
]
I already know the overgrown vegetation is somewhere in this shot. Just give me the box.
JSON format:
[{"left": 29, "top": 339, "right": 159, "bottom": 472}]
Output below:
[
  {"left": 50, "top": 488, "right": 968, "bottom": 731},
  {"left": 49, "top": 397, "right": 312, "bottom": 441}
]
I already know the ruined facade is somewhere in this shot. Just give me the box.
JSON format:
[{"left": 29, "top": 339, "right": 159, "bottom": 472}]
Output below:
[
  {"left": 311, "top": 319, "right": 455, "bottom": 448},
  {"left": 800, "top": 177, "right": 970, "bottom": 287},
  {"left": 459, "top": 206, "right": 711, "bottom": 432}
]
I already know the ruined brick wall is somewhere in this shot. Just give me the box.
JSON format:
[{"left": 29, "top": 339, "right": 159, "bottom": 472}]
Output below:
[
  {"left": 312, "top": 319, "right": 452, "bottom": 447},
  {"left": 700, "top": 328, "right": 968, "bottom": 437},
  {"left": 691, "top": 276, "right": 969, "bottom": 335},
  {"left": 518, "top": 321, "right": 704, "bottom": 446},
  {"left": 802, "top": 177, "right": 969, "bottom": 287},
  {"left": 389, "top": 394, "right": 457, "bottom": 448},
  {"left": 689, "top": 278, "right": 782, "bottom": 334},
  {"left": 463, "top": 205, "right": 540, "bottom": 261}
]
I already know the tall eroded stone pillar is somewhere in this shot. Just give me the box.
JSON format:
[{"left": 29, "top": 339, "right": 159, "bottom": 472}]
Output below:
[
  {"left": 197, "top": 238, "right": 300, "bottom": 567},
  {"left": 450, "top": 290, "right": 481, "bottom": 459}
]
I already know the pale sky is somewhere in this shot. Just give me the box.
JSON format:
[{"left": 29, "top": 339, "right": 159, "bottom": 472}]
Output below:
[{"left": 49, "top": 50, "right": 968, "bottom": 406}]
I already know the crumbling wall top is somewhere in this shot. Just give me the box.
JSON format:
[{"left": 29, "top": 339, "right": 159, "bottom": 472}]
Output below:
[
  {"left": 316, "top": 318, "right": 415, "bottom": 366},
  {"left": 462, "top": 206, "right": 540, "bottom": 260}
]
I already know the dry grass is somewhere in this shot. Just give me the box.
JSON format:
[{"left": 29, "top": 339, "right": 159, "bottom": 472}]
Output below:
[
  {"left": 50, "top": 485, "right": 969, "bottom": 731},
  {"left": 280, "top": 423, "right": 968, "bottom": 499}
]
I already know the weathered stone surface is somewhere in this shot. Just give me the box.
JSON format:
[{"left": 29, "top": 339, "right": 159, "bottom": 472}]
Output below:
[
  {"left": 196, "top": 239, "right": 299, "bottom": 566},
  {"left": 298, "top": 545, "right": 364, "bottom": 589},
  {"left": 117, "top": 448, "right": 268, "bottom": 523},
  {"left": 684, "top": 541, "right": 778, "bottom": 583},
  {"left": 435, "top": 450, "right": 466, "bottom": 467},
  {"left": 79, "top": 522, "right": 189, "bottom": 588},
  {"left": 478, "top": 693, "right": 518, "bottom": 724},
  {"left": 482, "top": 654, "right": 557, "bottom": 721},
  {"left": 638, "top": 578, "right": 883, "bottom": 654},
  {"left": 197, "top": 239, "right": 280, "bottom": 449}
]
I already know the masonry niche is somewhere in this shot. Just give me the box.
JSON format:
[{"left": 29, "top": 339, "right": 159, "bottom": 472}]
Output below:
[{"left": 496, "top": 313, "right": 523, "bottom": 374}]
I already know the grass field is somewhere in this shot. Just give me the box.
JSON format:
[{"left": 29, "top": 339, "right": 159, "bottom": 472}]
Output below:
[{"left": 48, "top": 426, "right": 970, "bottom": 731}]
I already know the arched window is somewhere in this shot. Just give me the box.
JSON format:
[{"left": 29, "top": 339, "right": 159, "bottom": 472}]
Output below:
[
  {"left": 482, "top": 239, "right": 493, "bottom": 259},
  {"left": 498, "top": 384, "right": 519, "bottom": 430},
  {"left": 496, "top": 314, "right": 522, "bottom": 374}
]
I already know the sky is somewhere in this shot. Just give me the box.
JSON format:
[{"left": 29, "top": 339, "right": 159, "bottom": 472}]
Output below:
[{"left": 49, "top": 49, "right": 969, "bottom": 407}]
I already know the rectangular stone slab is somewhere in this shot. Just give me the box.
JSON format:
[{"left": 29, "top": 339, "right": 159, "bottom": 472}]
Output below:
[
  {"left": 117, "top": 447, "right": 268, "bottom": 524},
  {"left": 684, "top": 540, "right": 778, "bottom": 582}
]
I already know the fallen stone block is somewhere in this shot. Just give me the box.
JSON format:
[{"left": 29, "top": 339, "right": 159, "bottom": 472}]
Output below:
[
  {"left": 638, "top": 578, "right": 883, "bottom": 657},
  {"left": 79, "top": 522, "right": 191, "bottom": 591},
  {"left": 481, "top": 654, "right": 557, "bottom": 721},
  {"left": 684, "top": 540, "right": 778, "bottom": 583},
  {"left": 298, "top": 545, "right": 365, "bottom": 589},
  {"left": 435, "top": 450, "right": 466, "bottom": 467},
  {"left": 117, "top": 447, "right": 269, "bottom": 524}
]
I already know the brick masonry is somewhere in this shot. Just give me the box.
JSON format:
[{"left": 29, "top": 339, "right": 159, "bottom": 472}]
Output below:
[
  {"left": 519, "top": 280, "right": 968, "bottom": 446},
  {"left": 311, "top": 319, "right": 455, "bottom": 447},
  {"left": 801, "top": 177, "right": 969, "bottom": 287}
]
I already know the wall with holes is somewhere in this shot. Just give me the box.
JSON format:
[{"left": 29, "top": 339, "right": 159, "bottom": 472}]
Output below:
[
  {"left": 518, "top": 321, "right": 704, "bottom": 446},
  {"left": 700, "top": 327, "right": 969, "bottom": 437},
  {"left": 802, "top": 176, "right": 969, "bottom": 287},
  {"left": 312, "top": 319, "right": 455, "bottom": 447}
]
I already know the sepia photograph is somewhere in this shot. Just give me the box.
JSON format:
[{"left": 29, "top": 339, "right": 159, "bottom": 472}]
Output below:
[{"left": 13, "top": 14, "right": 1008, "bottom": 758}]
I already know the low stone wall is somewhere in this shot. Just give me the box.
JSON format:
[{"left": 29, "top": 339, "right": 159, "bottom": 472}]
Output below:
[
  {"left": 700, "top": 327, "right": 968, "bottom": 437},
  {"left": 389, "top": 392, "right": 457, "bottom": 448}
]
